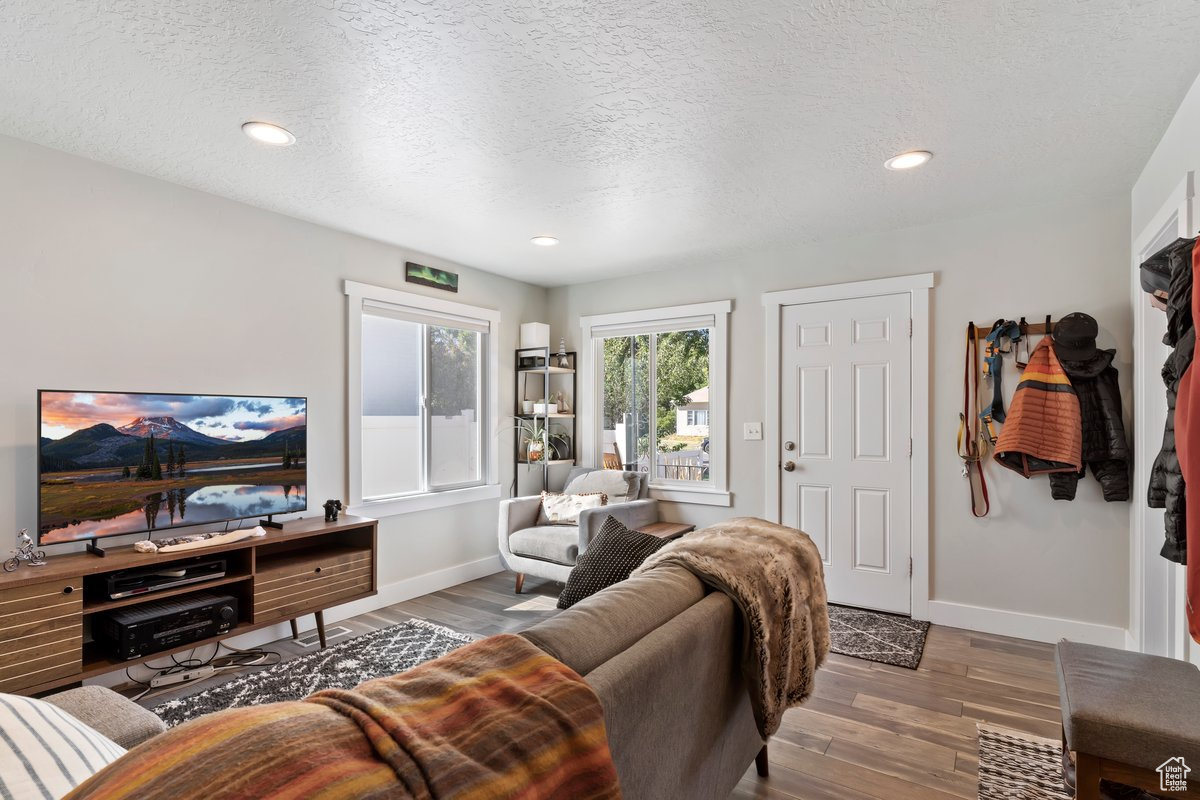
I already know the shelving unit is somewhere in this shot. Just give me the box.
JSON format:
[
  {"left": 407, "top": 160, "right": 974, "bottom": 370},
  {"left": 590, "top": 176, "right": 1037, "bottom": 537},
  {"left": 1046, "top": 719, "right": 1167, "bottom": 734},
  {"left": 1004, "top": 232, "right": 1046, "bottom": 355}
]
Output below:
[{"left": 514, "top": 346, "right": 577, "bottom": 492}]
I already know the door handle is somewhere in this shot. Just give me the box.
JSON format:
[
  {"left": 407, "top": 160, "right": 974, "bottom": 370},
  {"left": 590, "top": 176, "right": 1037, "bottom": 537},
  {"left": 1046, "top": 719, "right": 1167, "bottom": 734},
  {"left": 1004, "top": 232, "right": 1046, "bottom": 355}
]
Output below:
[{"left": 783, "top": 461, "right": 796, "bottom": 472}]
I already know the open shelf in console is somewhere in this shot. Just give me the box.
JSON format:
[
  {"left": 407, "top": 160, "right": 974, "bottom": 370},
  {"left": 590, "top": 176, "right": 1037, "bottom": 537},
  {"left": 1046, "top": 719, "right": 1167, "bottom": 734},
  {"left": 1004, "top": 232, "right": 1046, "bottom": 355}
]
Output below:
[{"left": 81, "top": 549, "right": 254, "bottom": 614}]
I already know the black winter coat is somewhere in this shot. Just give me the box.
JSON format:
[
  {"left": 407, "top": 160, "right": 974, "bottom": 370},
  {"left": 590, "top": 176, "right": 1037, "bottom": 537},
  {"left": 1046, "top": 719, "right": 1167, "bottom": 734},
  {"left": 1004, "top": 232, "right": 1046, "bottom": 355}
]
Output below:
[
  {"left": 1148, "top": 237, "right": 1196, "bottom": 563},
  {"left": 1051, "top": 349, "right": 1129, "bottom": 502}
]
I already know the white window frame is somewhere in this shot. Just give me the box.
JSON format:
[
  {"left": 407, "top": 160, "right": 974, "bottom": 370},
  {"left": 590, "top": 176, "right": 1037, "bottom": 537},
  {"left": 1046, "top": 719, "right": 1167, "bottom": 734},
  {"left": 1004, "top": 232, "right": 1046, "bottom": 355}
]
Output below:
[
  {"left": 580, "top": 300, "right": 731, "bottom": 507},
  {"left": 345, "top": 280, "right": 501, "bottom": 517}
]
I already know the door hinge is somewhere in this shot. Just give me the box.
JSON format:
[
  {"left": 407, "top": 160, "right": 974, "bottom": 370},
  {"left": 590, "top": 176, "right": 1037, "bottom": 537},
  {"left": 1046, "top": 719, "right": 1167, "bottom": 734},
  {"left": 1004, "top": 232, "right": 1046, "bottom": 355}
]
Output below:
[
  {"left": 908, "top": 438, "right": 913, "bottom": 458},
  {"left": 908, "top": 318, "right": 913, "bottom": 338},
  {"left": 909, "top": 558, "right": 913, "bottom": 577}
]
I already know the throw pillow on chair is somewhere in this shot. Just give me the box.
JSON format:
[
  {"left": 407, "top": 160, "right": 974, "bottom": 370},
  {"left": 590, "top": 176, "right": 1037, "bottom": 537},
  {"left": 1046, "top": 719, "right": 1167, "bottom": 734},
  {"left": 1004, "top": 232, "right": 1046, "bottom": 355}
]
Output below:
[
  {"left": 537, "top": 491, "right": 607, "bottom": 526},
  {"left": 557, "top": 516, "right": 670, "bottom": 609}
]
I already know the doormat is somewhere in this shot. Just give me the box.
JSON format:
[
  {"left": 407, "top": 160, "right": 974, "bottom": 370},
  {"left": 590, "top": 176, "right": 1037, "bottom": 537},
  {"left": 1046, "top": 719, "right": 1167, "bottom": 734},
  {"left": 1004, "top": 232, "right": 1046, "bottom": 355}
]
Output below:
[
  {"left": 828, "top": 604, "right": 930, "bottom": 668},
  {"left": 152, "top": 619, "right": 473, "bottom": 727},
  {"left": 976, "top": 724, "right": 1154, "bottom": 800}
]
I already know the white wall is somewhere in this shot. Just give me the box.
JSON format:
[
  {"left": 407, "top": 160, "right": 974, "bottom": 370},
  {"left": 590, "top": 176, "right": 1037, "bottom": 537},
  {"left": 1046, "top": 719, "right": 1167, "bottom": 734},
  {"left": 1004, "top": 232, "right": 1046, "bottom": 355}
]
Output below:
[
  {"left": 0, "top": 134, "right": 546, "bottom": 647},
  {"left": 1133, "top": 69, "right": 1200, "bottom": 237},
  {"left": 548, "top": 195, "right": 1133, "bottom": 644},
  {"left": 1130, "top": 68, "right": 1200, "bottom": 663}
]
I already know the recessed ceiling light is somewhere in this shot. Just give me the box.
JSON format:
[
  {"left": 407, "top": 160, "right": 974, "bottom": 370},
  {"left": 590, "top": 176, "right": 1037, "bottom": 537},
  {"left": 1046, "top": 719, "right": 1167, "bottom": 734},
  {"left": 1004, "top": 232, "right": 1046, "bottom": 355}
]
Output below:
[
  {"left": 884, "top": 150, "right": 932, "bottom": 170},
  {"left": 241, "top": 121, "right": 295, "bottom": 146},
  {"left": 530, "top": 236, "right": 559, "bottom": 247}
]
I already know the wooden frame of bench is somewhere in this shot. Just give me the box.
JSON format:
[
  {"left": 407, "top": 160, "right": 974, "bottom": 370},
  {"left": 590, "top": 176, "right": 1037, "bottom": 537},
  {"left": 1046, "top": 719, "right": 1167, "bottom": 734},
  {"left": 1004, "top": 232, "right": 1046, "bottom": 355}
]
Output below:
[{"left": 1067, "top": 734, "right": 1200, "bottom": 800}]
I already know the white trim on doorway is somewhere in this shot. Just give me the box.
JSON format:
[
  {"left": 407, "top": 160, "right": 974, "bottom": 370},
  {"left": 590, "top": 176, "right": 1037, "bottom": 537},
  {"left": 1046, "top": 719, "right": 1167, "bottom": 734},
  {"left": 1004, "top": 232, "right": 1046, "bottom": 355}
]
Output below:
[
  {"left": 1130, "top": 172, "right": 1195, "bottom": 659},
  {"left": 762, "top": 273, "right": 934, "bottom": 620}
]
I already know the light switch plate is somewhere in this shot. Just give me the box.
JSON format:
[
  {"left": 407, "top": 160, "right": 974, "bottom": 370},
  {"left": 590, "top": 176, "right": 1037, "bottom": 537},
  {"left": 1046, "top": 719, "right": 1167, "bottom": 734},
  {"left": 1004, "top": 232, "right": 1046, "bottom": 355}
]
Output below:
[{"left": 744, "top": 422, "right": 763, "bottom": 440}]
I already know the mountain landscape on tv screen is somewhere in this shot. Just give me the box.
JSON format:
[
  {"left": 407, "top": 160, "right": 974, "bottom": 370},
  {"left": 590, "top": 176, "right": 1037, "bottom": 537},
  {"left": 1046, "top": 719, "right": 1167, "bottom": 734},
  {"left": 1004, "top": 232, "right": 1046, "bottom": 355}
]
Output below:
[{"left": 39, "top": 393, "right": 307, "bottom": 544}]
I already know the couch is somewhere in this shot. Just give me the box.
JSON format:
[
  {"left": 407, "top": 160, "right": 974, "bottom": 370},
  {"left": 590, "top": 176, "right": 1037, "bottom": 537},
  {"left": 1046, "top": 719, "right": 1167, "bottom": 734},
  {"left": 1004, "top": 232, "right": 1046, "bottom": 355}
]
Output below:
[
  {"left": 498, "top": 466, "right": 660, "bottom": 591},
  {"left": 35, "top": 563, "right": 764, "bottom": 800}
]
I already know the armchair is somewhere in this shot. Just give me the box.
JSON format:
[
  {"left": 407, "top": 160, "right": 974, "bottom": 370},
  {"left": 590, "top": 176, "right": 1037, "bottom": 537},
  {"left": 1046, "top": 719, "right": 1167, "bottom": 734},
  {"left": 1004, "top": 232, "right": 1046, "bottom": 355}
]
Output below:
[{"left": 498, "top": 467, "right": 659, "bottom": 592}]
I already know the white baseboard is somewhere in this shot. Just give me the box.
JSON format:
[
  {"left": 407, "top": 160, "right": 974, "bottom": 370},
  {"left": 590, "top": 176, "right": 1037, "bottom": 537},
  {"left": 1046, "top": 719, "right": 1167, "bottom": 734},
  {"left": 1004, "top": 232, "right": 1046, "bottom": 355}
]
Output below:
[
  {"left": 926, "top": 600, "right": 1128, "bottom": 648},
  {"left": 87, "top": 555, "right": 505, "bottom": 688},
  {"left": 1125, "top": 628, "right": 1139, "bottom": 652},
  {"left": 321, "top": 555, "right": 504, "bottom": 625}
]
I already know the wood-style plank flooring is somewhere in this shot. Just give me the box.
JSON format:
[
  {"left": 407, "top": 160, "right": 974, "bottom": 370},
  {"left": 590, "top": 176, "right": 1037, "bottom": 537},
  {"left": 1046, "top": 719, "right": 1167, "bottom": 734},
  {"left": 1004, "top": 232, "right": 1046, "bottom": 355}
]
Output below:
[{"left": 129, "top": 572, "right": 1062, "bottom": 799}]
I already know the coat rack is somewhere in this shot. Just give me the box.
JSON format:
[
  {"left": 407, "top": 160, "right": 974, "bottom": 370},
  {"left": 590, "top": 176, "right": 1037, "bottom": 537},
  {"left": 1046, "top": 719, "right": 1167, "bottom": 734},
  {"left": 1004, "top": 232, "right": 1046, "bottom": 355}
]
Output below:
[{"left": 971, "top": 317, "right": 1055, "bottom": 339}]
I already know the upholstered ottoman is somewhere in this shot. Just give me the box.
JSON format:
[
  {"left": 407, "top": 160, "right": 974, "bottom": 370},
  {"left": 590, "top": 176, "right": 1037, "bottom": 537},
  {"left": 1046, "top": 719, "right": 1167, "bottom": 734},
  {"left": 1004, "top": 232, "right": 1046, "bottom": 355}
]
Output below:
[
  {"left": 45, "top": 685, "right": 166, "bottom": 749},
  {"left": 1056, "top": 640, "right": 1200, "bottom": 799}
]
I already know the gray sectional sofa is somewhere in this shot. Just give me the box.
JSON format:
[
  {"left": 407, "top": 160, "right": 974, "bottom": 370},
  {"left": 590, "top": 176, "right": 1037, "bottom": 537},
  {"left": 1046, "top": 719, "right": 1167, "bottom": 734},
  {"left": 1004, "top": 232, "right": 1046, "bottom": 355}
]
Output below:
[{"left": 47, "top": 563, "right": 764, "bottom": 799}]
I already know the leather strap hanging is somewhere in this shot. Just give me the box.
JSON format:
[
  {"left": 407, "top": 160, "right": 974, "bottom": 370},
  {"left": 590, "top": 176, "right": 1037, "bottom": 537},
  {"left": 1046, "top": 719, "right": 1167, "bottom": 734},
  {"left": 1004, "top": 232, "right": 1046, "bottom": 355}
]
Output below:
[
  {"left": 958, "top": 323, "right": 991, "bottom": 517},
  {"left": 1014, "top": 317, "right": 1031, "bottom": 368}
]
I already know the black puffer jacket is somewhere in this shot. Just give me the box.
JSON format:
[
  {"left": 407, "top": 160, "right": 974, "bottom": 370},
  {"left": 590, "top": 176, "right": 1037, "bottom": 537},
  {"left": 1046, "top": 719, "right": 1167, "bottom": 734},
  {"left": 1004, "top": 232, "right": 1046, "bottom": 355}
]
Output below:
[
  {"left": 1148, "top": 237, "right": 1196, "bottom": 563},
  {"left": 1050, "top": 349, "right": 1129, "bottom": 502}
]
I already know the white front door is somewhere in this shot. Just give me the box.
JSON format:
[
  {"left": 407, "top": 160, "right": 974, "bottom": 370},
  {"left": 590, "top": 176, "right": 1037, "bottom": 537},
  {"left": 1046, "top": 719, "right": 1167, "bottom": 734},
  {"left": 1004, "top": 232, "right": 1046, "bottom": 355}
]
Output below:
[{"left": 780, "top": 293, "right": 912, "bottom": 614}]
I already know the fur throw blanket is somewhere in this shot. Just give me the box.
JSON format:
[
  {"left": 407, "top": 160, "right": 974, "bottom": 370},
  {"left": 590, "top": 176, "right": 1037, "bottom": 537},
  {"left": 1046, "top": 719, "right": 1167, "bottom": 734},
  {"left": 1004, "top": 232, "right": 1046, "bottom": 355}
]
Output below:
[{"left": 632, "top": 517, "right": 829, "bottom": 737}]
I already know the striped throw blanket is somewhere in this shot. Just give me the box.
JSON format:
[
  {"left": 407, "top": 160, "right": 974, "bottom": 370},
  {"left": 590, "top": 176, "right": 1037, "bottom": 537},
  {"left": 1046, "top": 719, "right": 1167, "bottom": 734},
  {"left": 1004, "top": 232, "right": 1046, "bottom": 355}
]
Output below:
[{"left": 66, "top": 634, "right": 621, "bottom": 800}]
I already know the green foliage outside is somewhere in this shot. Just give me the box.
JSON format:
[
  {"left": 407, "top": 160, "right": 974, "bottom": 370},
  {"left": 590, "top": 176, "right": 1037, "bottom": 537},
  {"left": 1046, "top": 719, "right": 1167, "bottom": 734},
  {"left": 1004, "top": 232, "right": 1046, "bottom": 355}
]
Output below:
[
  {"left": 429, "top": 326, "right": 479, "bottom": 417},
  {"left": 602, "top": 329, "right": 709, "bottom": 459}
]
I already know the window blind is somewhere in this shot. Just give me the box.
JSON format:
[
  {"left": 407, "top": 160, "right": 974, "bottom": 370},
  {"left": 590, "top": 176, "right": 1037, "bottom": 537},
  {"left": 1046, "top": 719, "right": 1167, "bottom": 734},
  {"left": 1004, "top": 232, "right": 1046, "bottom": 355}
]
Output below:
[
  {"left": 363, "top": 299, "right": 491, "bottom": 334},
  {"left": 588, "top": 314, "right": 715, "bottom": 339}
]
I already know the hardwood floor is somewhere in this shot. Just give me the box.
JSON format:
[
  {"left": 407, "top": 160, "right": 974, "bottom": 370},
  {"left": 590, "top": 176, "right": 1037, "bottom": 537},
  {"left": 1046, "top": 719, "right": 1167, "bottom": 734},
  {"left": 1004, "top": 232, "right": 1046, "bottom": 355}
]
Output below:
[{"left": 130, "top": 571, "right": 1063, "bottom": 799}]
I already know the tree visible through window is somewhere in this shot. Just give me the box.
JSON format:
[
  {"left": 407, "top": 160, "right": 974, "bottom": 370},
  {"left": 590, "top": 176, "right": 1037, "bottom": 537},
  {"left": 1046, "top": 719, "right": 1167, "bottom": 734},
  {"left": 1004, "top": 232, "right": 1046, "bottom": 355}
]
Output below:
[
  {"left": 361, "top": 315, "right": 483, "bottom": 499},
  {"left": 601, "top": 328, "right": 710, "bottom": 482}
]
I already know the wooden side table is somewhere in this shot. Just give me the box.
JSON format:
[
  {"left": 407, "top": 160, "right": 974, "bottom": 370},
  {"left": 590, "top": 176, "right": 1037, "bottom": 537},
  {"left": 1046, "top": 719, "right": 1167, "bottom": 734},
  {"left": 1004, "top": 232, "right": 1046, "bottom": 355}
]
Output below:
[{"left": 637, "top": 522, "right": 695, "bottom": 540}]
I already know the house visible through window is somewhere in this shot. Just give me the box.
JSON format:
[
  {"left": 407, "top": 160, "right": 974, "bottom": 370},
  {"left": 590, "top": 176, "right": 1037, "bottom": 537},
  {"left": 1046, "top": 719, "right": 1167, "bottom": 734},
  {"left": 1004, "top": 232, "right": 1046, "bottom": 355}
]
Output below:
[
  {"left": 582, "top": 301, "right": 730, "bottom": 506},
  {"left": 346, "top": 281, "right": 500, "bottom": 515},
  {"left": 600, "top": 329, "right": 712, "bottom": 484}
]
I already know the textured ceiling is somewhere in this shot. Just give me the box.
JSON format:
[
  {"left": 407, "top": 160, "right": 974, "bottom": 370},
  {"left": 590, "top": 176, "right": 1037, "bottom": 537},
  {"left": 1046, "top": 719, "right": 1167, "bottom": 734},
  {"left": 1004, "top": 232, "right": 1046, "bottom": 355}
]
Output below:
[{"left": 3, "top": 2, "right": 1200, "bottom": 287}]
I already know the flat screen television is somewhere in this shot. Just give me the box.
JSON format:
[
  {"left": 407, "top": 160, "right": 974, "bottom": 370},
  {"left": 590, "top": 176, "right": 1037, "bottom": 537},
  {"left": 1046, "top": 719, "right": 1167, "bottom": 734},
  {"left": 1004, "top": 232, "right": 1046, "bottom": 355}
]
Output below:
[{"left": 38, "top": 391, "right": 307, "bottom": 547}]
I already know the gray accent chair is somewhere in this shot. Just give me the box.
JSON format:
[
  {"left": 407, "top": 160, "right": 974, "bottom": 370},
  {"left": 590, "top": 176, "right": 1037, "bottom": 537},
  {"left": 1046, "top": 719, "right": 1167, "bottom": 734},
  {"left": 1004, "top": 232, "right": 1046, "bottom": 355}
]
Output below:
[{"left": 498, "top": 467, "right": 659, "bottom": 592}]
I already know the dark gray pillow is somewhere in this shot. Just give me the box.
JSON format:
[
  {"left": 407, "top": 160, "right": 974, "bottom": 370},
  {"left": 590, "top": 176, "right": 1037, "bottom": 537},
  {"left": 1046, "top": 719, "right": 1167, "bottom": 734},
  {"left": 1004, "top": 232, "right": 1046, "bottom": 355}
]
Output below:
[{"left": 557, "top": 515, "right": 670, "bottom": 609}]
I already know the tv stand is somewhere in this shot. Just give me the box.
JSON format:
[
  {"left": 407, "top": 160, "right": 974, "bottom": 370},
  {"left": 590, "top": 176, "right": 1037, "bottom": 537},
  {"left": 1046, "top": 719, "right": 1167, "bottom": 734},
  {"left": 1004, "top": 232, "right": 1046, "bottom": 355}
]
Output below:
[
  {"left": 0, "top": 515, "right": 377, "bottom": 696},
  {"left": 86, "top": 540, "right": 107, "bottom": 557},
  {"left": 259, "top": 515, "right": 284, "bottom": 529}
]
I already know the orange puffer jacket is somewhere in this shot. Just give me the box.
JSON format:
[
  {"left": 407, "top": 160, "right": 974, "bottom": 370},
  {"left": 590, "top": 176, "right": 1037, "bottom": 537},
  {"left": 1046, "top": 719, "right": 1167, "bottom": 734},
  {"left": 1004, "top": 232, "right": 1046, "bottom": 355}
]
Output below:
[{"left": 993, "top": 336, "right": 1082, "bottom": 476}]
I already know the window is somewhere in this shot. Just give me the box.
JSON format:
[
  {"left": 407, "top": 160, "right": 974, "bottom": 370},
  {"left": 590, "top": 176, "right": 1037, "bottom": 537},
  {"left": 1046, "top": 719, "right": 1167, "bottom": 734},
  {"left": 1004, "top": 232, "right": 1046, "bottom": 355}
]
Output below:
[
  {"left": 581, "top": 300, "right": 731, "bottom": 506},
  {"left": 346, "top": 281, "right": 500, "bottom": 515}
]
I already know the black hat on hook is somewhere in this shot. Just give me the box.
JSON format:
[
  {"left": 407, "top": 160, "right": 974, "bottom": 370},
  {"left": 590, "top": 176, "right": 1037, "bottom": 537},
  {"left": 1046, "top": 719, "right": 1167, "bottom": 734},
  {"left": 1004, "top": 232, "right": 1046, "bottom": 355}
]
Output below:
[{"left": 1052, "top": 312, "right": 1099, "bottom": 360}]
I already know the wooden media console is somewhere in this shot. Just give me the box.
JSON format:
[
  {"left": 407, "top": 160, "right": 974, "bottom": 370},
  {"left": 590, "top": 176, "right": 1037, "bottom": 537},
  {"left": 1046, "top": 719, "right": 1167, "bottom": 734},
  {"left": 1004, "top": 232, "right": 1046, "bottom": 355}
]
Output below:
[{"left": 0, "top": 515, "right": 377, "bottom": 695}]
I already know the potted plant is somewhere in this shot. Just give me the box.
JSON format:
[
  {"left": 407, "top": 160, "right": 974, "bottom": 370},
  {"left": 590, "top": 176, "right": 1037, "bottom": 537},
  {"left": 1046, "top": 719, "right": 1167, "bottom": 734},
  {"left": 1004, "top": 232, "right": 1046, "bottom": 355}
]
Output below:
[{"left": 500, "top": 417, "right": 570, "bottom": 465}]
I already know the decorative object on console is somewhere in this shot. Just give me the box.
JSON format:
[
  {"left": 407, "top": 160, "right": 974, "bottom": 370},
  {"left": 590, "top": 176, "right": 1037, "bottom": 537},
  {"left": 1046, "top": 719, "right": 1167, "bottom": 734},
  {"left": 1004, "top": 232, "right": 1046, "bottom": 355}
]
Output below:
[
  {"left": 140, "top": 526, "right": 265, "bottom": 554},
  {"left": 3, "top": 529, "right": 46, "bottom": 572},
  {"left": 323, "top": 499, "right": 343, "bottom": 522},
  {"left": 404, "top": 261, "right": 458, "bottom": 292}
]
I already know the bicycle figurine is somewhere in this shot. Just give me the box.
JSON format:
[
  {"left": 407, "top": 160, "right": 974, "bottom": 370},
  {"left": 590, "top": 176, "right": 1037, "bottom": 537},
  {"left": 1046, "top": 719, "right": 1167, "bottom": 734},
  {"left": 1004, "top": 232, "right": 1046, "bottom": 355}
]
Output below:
[{"left": 4, "top": 529, "right": 46, "bottom": 572}]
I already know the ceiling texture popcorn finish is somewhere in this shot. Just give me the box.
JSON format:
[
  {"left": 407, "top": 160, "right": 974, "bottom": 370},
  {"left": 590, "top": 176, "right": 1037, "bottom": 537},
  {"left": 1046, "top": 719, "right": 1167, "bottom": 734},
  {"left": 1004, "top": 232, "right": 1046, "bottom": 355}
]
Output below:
[{"left": 2, "top": 2, "right": 1200, "bottom": 286}]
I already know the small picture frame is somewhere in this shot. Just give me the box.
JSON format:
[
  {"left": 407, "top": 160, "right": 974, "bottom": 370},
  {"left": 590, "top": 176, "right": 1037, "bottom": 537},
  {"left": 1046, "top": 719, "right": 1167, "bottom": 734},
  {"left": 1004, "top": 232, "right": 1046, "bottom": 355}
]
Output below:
[{"left": 405, "top": 261, "right": 459, "bottom": 293}]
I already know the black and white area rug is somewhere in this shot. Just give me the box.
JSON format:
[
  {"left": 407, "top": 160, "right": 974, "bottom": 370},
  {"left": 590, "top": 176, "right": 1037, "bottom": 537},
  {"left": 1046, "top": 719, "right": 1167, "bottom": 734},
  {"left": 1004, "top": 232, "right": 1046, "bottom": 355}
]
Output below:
[
  {"left": 827, "top": 604, "right": 930, "bottom": 668},
  {"left": 978, "top": 723, "right": 1072, "bottom": 800},
  {"left": 152, "top": 619, "right": 473, "bottom": 727},
  {"left": 977, "top": 724, "right": 1154, "bottom": 800}
]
